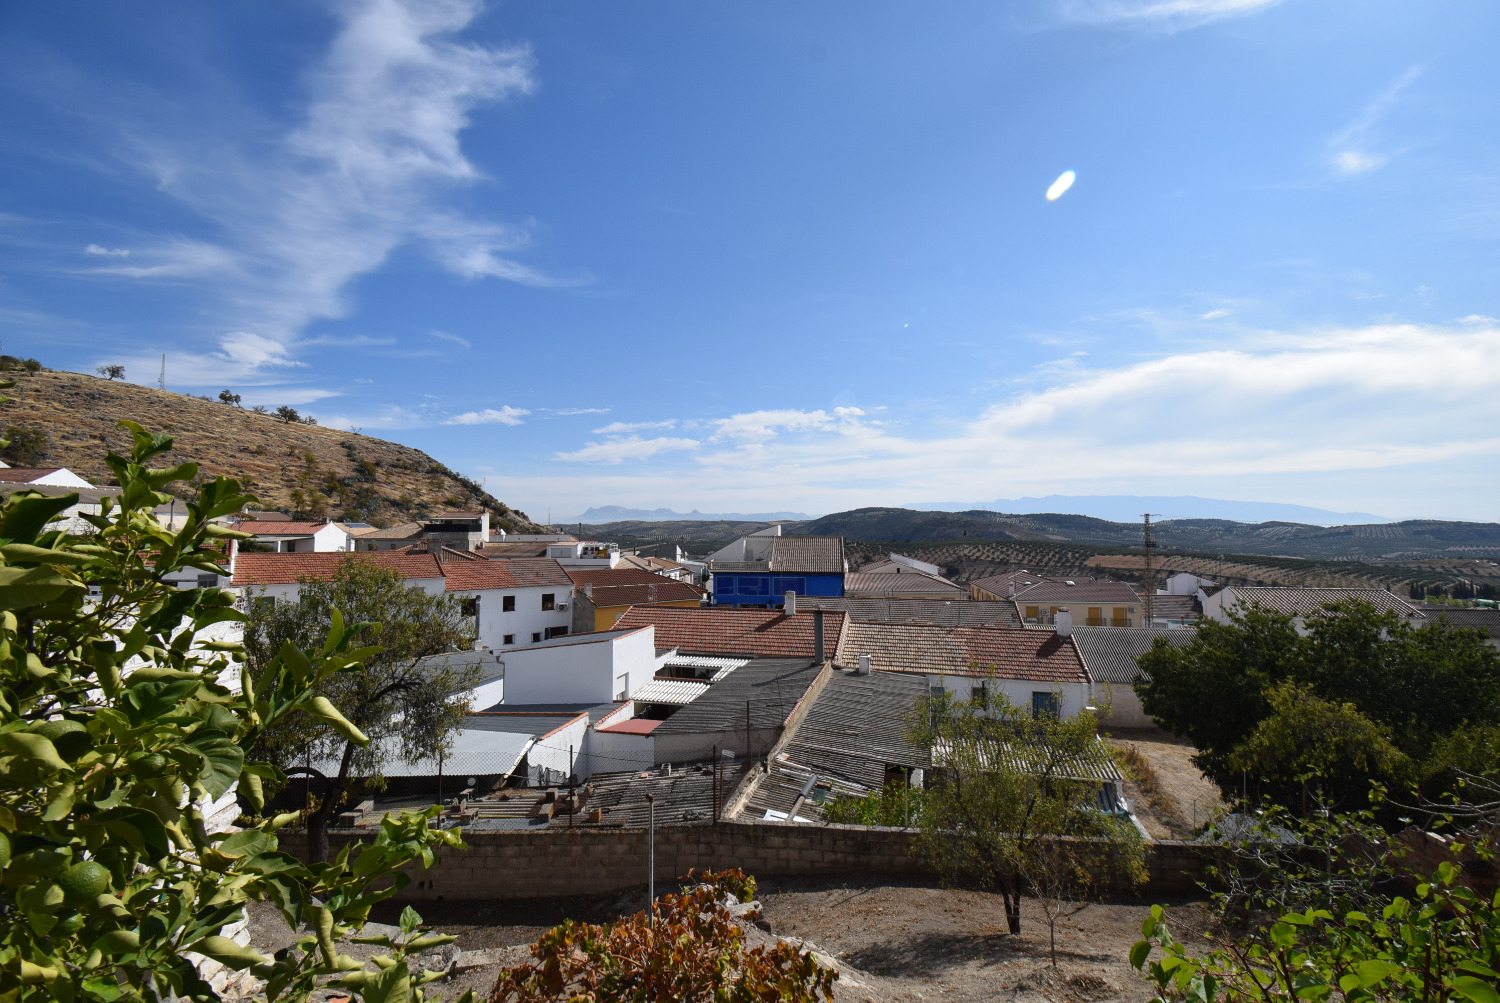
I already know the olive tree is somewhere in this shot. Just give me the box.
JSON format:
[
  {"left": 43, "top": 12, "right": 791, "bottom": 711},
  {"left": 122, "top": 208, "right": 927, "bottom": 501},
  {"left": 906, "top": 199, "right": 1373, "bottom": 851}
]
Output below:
[
  {"left": 245, "top": 559, "right": 478, "bottom": 863},
  {"left": 0, "top": 412, "right": 471, "bottom": 1002},
  {"left": 907, "top": 690, "right": 1146, "bottom": 938}
]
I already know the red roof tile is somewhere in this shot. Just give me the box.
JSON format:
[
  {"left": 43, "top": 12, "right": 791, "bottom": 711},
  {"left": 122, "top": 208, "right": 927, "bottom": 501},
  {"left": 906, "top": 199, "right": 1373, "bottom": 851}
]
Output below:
[
  {"left": 440, "top": 557, "right": 574, "bottom": 591},
  {"left": 237, "top": 520, "right": 335, "bottom": 537},
  {"left": 566, "top": 568, "right": 679, "bottom": 587},
  {"left": 840, "top": 622, "right": 1088, "bottom": 683},
  {"left": 613, "top": 606, "right": 847, "bottom": 659},
  {"left": 585, "top": 581, "right": 706, "bottom": 608},
  {"left": 232, "top": 551, "right": 442, "bottom": 586}
]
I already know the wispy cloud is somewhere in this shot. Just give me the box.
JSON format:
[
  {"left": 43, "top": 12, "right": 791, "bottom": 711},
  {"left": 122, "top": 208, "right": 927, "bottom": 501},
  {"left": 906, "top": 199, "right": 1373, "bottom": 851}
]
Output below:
[
  {"left": 1056, "top": 0, "right": 1284, "bottom": 31},
  {"left": 593, "top": 419, "right": 677, "bottom": 434},
  {"left": 84, "top": 244, "right": 130, "bottom": 258},
  {"left": 85, "top": 0, "right": 544, "bottom": 379},
  {"left": 429, "top": 330, "right": 471, "bottom": 349},
  {"left": 710, "top": 407, "right": 867, "bottom": 443},
  {"left": 1200, "top": 308, "right": 1230, "bottom": 320},
  {"left": 547, "top": 407, "right": 612, "bottom": 416},
  {"left": 1329, "top": 66, "right": 1421, "bottom": 177},
  {"left": 555, "top": 435, "right": 701, "bottom": 465},
  {"left": 445, "top": 405, "right": 529, "bottom": 426}
]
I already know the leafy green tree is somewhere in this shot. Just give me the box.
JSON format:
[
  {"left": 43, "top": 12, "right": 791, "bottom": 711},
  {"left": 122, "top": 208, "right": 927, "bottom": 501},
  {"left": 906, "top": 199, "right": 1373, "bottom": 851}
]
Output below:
[
  {"left": 95, "top": 364, "right": 125, "bottom": 381},
  {"left": 1225, "top": 682, "right": 1413, "bottom": 813},
  {"left": 218, "top": 389, "right": 242, "bottom": 406},
  {"left": 245, "top": 559, "right": 477, "bottom": 862},
  {"left": 275, "top": 405, "right": 300, "bottom": 424},
  {"left": 0, "top": 426, "right": 48, "bottom": 467},
  {"left": 1133, "top": 856, "right": 1500, "bottom": 1003},
  {"left": 906, "top": 691, "right": 1146, "bottom": 936},
  {"left": 0, "top": 414, "right": 470, "bottom": 1002}
]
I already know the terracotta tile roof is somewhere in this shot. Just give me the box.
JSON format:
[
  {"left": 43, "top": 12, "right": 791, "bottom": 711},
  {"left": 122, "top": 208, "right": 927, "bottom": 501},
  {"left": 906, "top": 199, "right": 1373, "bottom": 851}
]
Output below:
[
  {"left": 237, "top": 520, "right": 333, "bottom": 537},
  {"left": 1226, "top": 587, "right": 1424, "bottom": 619},
  {"left": 1412, "top": 606, "right": 1500, "bottom": 639},
  {"left": 359, "top": 522, "right": 424, "bottom": 540},
  {"left": 442, "top": 557, "right": 574, "bottom": 591},
  {"left": 770, "top": 536, "right": 845, "bottom": 574},
  {"left": 613, "top": 606, "right": 848, "bottom": 660},
  {"left": 231, "top": 551, "right": 442, "bottom": 586},
  {"left": 585, "top": 581, "right": 706, "bottom": 608},
  {"left": 0, "top": 467, "right": 67, "bottom": 482},
  {"left": 1012, "top": 580, "right": 1141, "bottom": 604},
  {"left": 566, "top": 568, "right": 677, "bottom": 587},
  {"left": 1143, "top": 594, "right": 1201, "bottom": 620},
  {"left": 969, "top": 571, "right": 1050, "bottom": 597},
  {"left": 798, "top": 597, "right": 1021, "bottom": 628},
  {"left": 844, "top": 572, "right": 966, "bottom": 596},
  {"left": 478, "top": 542, "right": 552, "bottom": 558},
  {"left": 838, "top": 622, "right": 1088, "bottom": 683}
]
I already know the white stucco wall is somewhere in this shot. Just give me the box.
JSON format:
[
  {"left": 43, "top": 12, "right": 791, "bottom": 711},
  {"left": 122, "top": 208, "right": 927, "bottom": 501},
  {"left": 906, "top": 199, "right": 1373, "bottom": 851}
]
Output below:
[
  {"left": 501, "top": 626, "right": 656, "bottom": 706},
  {"left": 525, "top": 714, "right": 589, "bottom": 784},
  {"left": 923, "top": 674, "right": 1092, "bottom": 718},
  {"left": 1093, "top": 680, "right": 1152, "bottom": 728},
  {"left": 463, "top": 585, "right": 574, "bottom": 650}
]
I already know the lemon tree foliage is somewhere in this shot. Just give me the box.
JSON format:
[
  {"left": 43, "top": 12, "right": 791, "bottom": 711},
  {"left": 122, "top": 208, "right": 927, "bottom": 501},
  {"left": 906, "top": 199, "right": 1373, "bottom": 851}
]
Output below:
[
  {"left": 1133, "top": 856, "right": 1500, "bottom": 1003},
  {"left": 490, "top": 870, "right": 836, "bottom": 1003},
  {"left": 0, "top": 418, "right": 468, "bottom": 1003}
]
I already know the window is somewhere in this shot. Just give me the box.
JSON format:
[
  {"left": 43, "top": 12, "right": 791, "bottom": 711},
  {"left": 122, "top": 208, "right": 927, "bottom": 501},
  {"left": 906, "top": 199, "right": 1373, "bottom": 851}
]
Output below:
[
  {"left": 1087, "top": 607, "right": 1102, "bottom": 626},
  {"left": 251, "top": 596, "right": 276, "bottom": 616},
  {"left": 714, "top": 576, "right": 735, "bottom": 595},
  {"left": 459, "top": 596, "right": 478, "bottom": 617},
  {"left": 930, "top": 684, "right": 946, "bottom": 698},
  {"left": 1025, "top": 606, "right": 1039, "bottom": 621},
  {"left": 531, "top": 632, "right": 542, "bottom": 643},
  {"left": 546, "top": 626, "right": 568, "bottom": 639},
  {"left": 503, "top": 634, "right": 515, "bottom": 645},
  {"left": 196, "top": 574, "right": 218, "bottom": 588},
  {"left": 615, "top": 673, "right": 629, "bottom": 701},
  {"left": 772, "top": 577, "right": 806, "bottom": 596},
  {"left": 737, "top": 577, "right": 769, "bottom": 596},
  {"left": 1111, "top": 607, "right": 1127, "bottom": 627},
  {"left": 541, "top": 593, "right": 555, "bottom": 611},
  {"left": 502, "top": 595, "right": 516, "bottom": 612},
  {"left": 1032, "top": 692, "right": 1059, "bottom": 719}
]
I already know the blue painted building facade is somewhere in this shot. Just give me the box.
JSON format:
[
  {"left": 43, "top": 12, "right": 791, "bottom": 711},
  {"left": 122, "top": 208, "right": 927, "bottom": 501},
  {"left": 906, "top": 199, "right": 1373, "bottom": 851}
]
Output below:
[{"left": 705, "top": 527, "right": 846, "bottom": 608}]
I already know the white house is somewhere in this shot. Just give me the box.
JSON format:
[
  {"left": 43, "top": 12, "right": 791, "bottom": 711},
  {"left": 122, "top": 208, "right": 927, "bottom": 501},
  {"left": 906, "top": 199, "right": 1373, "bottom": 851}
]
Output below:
[
  {"left": 235, "top": 518, "right": 360, "bottom": 553},
  {"left": 230, "top": 549, "right": 576, "bottom": 648},
  {"left": 0, "top": 466, "right": 95, "bottom": 488},
  {"left": 1202, "top": 586, "right": 1424, "bottom": 632},
  {"left": 544, "top": 540, "right": 623, "bottom": 569},
  {"left": 499, "top": 626, "right": 658, "bottom": 705}
]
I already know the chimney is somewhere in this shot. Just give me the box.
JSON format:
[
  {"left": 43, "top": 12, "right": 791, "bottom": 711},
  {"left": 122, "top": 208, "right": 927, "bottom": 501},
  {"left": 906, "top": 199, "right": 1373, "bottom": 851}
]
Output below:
[
  {"left": 584, "top": 582, "right": 593, "bottom": 598},
  {"left": 432, "top": 540, "right": 443, "bottom": 566},
  {"left": 813, "top": 610, "right": 825, "bottom": 663},
  {"left": 856, "top": 653, "right": 871, "bottom": 676},
  {"left": 1054, "top": 607, "right": 1073, "bottom": 637},
  {"left": 784, "top": 591, "right": 797, "bottom": 616}
]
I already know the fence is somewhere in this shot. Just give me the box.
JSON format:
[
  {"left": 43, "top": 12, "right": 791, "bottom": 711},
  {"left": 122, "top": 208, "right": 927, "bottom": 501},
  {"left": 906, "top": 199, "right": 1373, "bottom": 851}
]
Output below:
[{"left": 279, "top": 819, "right": 1223, "bottom": 902}]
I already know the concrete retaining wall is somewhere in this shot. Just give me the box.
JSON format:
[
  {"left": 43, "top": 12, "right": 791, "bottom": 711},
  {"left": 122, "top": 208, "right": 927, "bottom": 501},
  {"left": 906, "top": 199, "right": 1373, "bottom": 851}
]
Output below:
[{"left": 283, "top": 821, "right": 1219, "bottom": 902}]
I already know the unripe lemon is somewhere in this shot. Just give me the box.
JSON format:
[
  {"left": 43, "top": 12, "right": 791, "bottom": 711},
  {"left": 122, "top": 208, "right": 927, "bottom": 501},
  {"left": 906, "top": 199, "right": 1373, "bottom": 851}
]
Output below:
[
  {"left": 59, "top": 861, "right": 111, "bottom": 903},
  {"left": 36, "top": 720, "right": 90, "bottom": 761}
]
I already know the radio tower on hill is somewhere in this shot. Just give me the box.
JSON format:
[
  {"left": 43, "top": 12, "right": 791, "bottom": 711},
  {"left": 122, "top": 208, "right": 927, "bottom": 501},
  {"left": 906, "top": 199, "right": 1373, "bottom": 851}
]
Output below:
[{"left": 1142, "top": 513, "right": 1159, "bottom": 626}]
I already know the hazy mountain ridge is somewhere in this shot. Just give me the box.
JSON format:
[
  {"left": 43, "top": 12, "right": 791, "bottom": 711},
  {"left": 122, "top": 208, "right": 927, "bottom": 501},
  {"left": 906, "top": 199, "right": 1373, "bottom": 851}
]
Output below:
[
  {"left": 573, "top": 505, "right": 813, "bottom": 523},
  {"left": 907, "top": 494, "right": 1396, "bottom": 526}
]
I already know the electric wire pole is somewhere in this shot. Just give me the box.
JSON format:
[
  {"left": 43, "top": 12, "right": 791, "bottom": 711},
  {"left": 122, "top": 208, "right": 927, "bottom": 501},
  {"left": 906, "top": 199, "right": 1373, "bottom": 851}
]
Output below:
[{"left": 1142, "top": 513, "right": 1159, "bottom": 626}]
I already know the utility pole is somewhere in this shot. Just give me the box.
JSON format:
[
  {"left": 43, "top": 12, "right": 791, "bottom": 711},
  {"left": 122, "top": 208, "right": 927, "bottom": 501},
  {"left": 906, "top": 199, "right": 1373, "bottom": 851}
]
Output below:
[
  {"left": 1142, "top": 513, "right": 1159, "bottom": 626},
  {"left": 158, "top": 354, "right": 166, "bottom": 391},
  {"left": 646, "top": 794, "right": 656, "bottom": 924}
]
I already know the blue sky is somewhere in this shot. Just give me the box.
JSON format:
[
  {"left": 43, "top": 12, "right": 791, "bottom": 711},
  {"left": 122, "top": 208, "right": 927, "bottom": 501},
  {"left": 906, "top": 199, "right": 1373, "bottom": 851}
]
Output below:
[{"left": 3, "top": 0, "right": 1499, "bottom": 522}]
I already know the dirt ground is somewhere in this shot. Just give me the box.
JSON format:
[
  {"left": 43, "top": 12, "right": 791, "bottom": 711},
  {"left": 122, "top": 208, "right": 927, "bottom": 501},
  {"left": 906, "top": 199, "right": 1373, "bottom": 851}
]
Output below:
[
  {"left": 1104, "top": 729, "right": 1228, "bottom": 839},
  {"left": 247, "top": 876, "right": 1213, "bottom": 1003}
]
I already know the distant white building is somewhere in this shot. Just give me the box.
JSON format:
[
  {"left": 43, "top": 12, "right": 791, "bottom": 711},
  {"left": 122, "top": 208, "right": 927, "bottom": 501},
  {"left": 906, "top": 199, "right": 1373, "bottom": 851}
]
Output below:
[{"left": 0, "top": 466, "right": 95, "bottom": 488}]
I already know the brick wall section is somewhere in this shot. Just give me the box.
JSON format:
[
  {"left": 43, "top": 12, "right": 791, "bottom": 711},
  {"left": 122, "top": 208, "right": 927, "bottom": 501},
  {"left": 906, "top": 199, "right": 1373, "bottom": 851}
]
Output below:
[{"left": 281, "top": 821, "right": 1222, "bottom": 902}]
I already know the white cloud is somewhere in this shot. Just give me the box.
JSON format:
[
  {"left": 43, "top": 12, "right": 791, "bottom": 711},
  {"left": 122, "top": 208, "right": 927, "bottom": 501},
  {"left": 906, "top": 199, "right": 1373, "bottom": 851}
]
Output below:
[
  {"left": 445, "top": 405, "right": 529, "bottom": 426},
  {"left": 1457, "top": 314, "right": 1498, "bottom": 325},
  {"left": 1057, "top": 0, "right": 1283, "bottom": 30},
  {"left": 534, "top": 321, "right": 1500, "bottom": 517},
  {"left": 87, "top": 0, "right": 542, "bottom": 375},
  {"left": 1200, "top": 308, "right": 1230, "bottom": 320},
  {"left": 1329, "top": 66, "right": 1420, "bottom": 177},
  {"left": 711, "top": 407, "right": 866, "bottom": 443},
  {"left": 84, "top": 244, "right": 129, "bottom": 258},
  {"left": 555, "top": 435, "right": 701, "bottom": 465},
  {"left": 593, "top": 419, "right": 677, "bottom": 434},
  {"left": 429, "top": 330, "right": 471, "bottom": 349},
  {"left": 550, "top": 407, "right": 611, "bottom": 416}
]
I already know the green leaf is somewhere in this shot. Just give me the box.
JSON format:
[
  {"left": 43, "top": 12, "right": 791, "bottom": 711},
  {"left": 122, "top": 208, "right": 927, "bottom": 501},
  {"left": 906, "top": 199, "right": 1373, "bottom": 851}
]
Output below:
[
  {"left": 186, "top": 935, "right": 269, "bottom": 969},
  {"left": 0, "top": 543, "right": 93, "bottom": 565},
  {"left": 216, "top": 830, "right": 274, "bottom": 859},
  {"left": 360, "top": 960, "right": 411, "bottom": 1003},
  {"left": 1452, "top": 977, "right": 1500, "bottom": 1003},
  {"left": 1354, "top": 960, "right": 1401, "bottom": 987},
  {"left": 0, "top": 493, "right": 80, "bottom": 543},
  {"left": 307, "top": 695, "right": 368, "bottom": 745},
  {"left": 1130, "top": 940, "right": 1153, "bottom": 970},
  {"left": 186, "top": 731, "right": 244, "bottom": 800},
  {"left": 0, "top": 564, "right": 80, "bottom": 612},
  {"left": 91, "top": 930, "right": 141, "bottom": 957},
  {"left": 0, "top": 730, "right": 68, "bottom": 772}
]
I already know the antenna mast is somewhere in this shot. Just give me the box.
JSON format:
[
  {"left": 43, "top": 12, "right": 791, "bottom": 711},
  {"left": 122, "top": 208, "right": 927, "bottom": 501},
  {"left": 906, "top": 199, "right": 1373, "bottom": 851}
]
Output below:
[
  {"left": 158, "top": 354, "right": 166, "bottom": 391},
  {"left": 1142, "top": 513, "right": 1159, "bottom": 626}
]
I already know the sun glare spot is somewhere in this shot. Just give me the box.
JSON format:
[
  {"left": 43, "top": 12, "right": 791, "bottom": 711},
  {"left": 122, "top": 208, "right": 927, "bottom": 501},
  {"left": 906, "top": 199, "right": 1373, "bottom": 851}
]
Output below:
[{"left": 1046, "top": 170, "right": 1076, "bottom": 201}]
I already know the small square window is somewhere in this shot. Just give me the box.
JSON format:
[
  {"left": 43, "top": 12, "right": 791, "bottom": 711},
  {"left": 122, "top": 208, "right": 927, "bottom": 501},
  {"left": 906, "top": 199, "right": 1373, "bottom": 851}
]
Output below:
[
  {"left": 196, "top": 574, "right": 219, "bottom": 588},
  {"left": 502, "top": 595, "right": 515, "bottom": 612},
  {"left": 541, "top": 593, "right": 555, "bottom": 611},
  {"left": 503, "top": 634, "right": 515, "bottom": 645},
  {"left": 459, "top": 596, "right": 478, "bottom": 617},
  {"left": 251, "top": 596, "right": 276, "bottom": 616},
  {"left": 531, "top": 632, "right": 542, "bottom": 643}
]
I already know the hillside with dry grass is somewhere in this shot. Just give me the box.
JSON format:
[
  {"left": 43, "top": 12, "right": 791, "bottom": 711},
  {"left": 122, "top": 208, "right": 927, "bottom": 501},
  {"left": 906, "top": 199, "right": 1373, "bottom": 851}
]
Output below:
[{"left": 0, "top": 368, "right": 544, "bottom": 531}]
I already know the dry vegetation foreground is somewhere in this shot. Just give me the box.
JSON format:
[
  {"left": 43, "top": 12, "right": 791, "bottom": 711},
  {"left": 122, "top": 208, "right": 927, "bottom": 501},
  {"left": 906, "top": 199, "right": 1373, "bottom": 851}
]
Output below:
[{"left": 268, "top": 878, "right": 1212, "bottom": 1003}]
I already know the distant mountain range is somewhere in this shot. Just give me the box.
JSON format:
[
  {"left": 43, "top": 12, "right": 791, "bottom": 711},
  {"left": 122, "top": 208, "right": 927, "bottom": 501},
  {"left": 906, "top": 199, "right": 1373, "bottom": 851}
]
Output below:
[
  {"left": 908, "top": 495, "right": 1396, "bottom": 527},
  {"left": 572, "top": 505, "right": 813, "bottom": 523},
  {"left": 581, "top": 506, "right": 1500, "bottom": 561}
]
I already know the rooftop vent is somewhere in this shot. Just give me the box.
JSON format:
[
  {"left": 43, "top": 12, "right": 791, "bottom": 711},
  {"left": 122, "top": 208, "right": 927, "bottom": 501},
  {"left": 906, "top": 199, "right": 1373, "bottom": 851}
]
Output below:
[{"left": 856, "top": 653, "right": 871, "bottom": 676}]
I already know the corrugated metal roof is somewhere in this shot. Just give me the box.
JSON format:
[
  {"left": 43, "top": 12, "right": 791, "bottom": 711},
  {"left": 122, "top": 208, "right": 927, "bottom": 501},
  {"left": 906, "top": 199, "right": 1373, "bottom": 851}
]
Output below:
[
  {"left": 652, "top": 658, "right": 822, "bottom": 736},
  {"left": 1070, "top": 626, "right": 1196, "bottom": 683},
  {"left": 845, "top": 572, "right": 966, "bottom": 596},
  {"left": 630, "top": 678, "right": 710, "bottom": 706},
  {"left": 1013, "top": 580, "right": 1142, "bottom": 604},
  {"left": 798, "top": 597, "right": 1021, "bottom": 628},
  {"left": 1226, "top": 587, "right": 1424, "bottom": 619}
]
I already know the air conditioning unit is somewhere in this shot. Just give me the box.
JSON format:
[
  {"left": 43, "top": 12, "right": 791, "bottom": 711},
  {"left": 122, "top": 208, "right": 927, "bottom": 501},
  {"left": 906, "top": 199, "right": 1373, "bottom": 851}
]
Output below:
[{"left": 557, "top": 602, "right": 569, "bottom": 611}]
